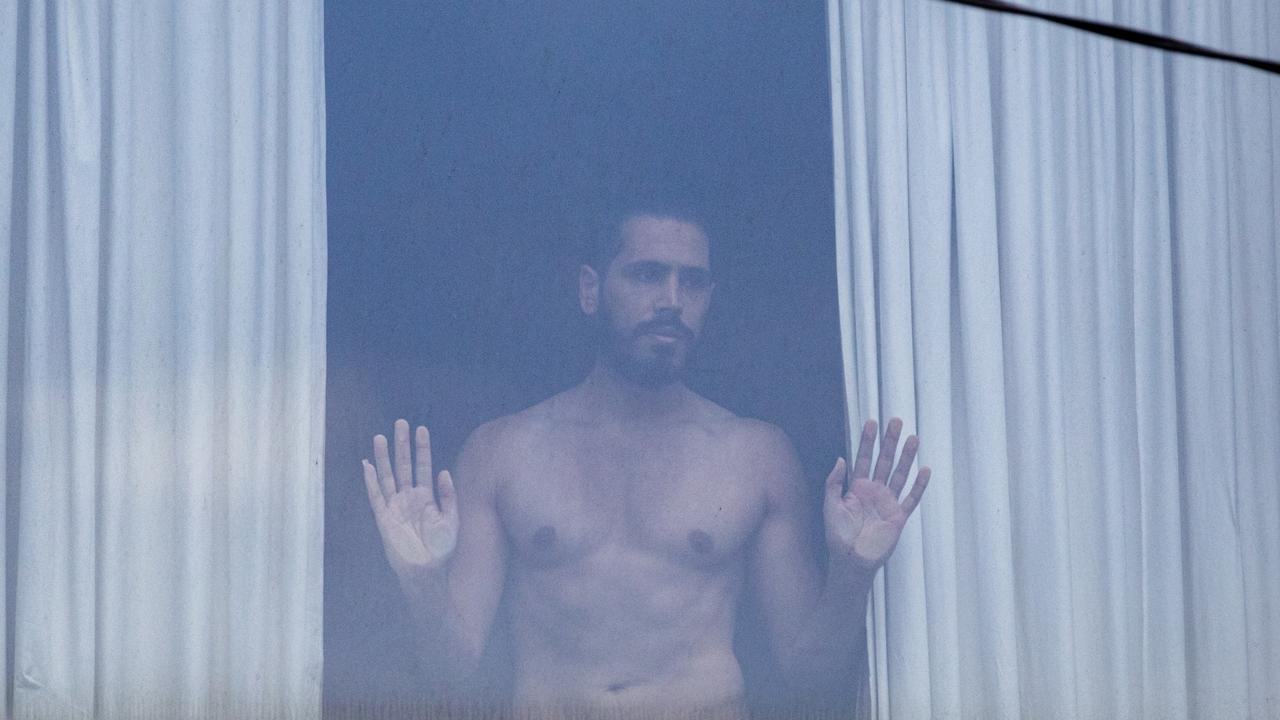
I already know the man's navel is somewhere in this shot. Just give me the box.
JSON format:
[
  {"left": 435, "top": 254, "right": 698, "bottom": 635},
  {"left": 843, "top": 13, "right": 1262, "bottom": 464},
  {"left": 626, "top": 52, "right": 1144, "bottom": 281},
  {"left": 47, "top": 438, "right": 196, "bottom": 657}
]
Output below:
[{"left": 687, "top": 529, "right": 714, "bottom": 555}]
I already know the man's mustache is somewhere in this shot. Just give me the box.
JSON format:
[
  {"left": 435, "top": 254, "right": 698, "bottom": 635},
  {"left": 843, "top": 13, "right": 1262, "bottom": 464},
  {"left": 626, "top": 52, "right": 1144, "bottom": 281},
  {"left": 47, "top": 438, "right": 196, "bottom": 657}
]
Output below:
[{"left": 634, "top": 319, "right": 694, "bottom": 340}]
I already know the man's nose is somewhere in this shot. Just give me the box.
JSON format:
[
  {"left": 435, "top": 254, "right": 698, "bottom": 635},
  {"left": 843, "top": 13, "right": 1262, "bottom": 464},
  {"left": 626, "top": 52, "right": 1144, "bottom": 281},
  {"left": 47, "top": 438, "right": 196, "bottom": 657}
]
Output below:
[{"left": 656, "top": 275, "right": 683, "bottom": 312}]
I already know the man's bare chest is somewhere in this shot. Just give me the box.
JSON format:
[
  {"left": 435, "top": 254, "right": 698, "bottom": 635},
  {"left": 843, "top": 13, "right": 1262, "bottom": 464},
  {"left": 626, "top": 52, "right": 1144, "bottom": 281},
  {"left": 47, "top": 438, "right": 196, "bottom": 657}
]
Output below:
[{"left": 495, "top": 429, "right": 767, "bottom": 571}]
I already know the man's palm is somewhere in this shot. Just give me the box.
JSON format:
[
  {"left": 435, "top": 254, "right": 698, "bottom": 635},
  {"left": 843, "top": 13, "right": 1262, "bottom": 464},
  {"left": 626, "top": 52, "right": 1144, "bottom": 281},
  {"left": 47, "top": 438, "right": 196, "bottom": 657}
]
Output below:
[
  {"left": 380, "top": 486, "right": 458, "bottom": 569},
  {"left": 824, "top": 418, "right": 931, "bottom": 571},
  {"left": 363, "top": 420, "right": 459, "bottom": 580},
  {"left": 826, "top": 476, "right": 909, "bottom": 570}
]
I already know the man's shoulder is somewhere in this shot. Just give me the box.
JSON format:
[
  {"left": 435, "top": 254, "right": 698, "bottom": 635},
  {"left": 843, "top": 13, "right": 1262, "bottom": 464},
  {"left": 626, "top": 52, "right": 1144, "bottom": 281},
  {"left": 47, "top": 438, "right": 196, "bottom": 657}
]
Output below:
[
  {"left": 459, "top": 393, "right": 567, "bottom": 455},
  {"left": 453, "top": 409, "right": 544, "bottom": 493},
  {"left": 460, "top": 410, "right": 532, "bottom": 456},
  {"left": 681, "top": 394, "right": 782, "bottom": 440},
  {"left": 718, "top": 416, "right": 805, "bottom": 501},
  {"left": 683, "top": 396, "right": 797, "bottom": 461}
]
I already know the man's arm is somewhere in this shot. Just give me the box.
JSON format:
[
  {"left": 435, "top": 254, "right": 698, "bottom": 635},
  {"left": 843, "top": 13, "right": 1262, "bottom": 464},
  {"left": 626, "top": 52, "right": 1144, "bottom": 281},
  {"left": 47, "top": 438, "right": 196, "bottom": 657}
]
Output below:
[
  {"left": 746, "top": 425, "right": 869, "bottom": 700},
  {"left": 747, "top": 419, "right": 930, "bottom": 701},
  {"left": 364, "top": 419, "right": 509, "bottom": 686}
]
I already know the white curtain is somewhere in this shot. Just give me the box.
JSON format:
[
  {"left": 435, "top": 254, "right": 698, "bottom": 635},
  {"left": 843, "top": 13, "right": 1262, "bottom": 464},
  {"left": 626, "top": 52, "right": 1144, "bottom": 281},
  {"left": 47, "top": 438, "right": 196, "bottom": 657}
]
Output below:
[
  {"left": 828, "top": 0, "right": 1279, "bottom": 718},
  {"left": 2, "top": 3, "right": 326, "bottom": 719}
]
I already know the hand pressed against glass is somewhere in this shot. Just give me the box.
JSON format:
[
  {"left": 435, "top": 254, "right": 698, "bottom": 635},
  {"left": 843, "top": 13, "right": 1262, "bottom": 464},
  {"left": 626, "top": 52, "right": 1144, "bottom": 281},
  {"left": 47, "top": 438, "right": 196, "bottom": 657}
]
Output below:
[
  {"left": 824, "top": 418, "right": 931, "bottom": 572},
  {"left": 363, "top": 419, "right": 459, "bottom": 578}
]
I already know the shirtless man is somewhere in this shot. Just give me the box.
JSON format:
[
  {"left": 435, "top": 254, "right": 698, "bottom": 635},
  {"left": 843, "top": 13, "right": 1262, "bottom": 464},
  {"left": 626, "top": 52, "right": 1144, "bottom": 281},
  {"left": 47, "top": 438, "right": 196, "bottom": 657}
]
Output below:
[{"left": 361, "top": 210, "right": 931, "bottom": 717}]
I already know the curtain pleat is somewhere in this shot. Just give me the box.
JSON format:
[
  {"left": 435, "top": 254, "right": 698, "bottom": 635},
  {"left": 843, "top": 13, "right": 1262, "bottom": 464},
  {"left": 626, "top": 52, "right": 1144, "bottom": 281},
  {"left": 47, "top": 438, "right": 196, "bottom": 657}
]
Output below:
[
  {"left": 828, "top": 0, "right": 1279, "bottom": 717},
  {"left": 2, "top": 2, "right": 326, "bottom": 718},
  {"left": 0, "top": 0, "right": 18, "bottom": 715}
]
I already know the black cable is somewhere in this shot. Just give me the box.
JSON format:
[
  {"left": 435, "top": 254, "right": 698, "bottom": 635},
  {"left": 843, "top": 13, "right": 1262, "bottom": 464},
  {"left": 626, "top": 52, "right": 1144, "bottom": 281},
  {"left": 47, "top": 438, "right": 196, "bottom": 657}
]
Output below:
[{"left": 935, "top": 0, "right": 1280, "bottom": 76}]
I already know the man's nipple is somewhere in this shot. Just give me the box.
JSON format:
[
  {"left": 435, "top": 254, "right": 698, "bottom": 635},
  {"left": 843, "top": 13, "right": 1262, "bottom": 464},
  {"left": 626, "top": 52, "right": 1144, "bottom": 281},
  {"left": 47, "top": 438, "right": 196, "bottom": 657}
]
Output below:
[{"left": 532, "top": 525, "right": 557, "bottom": 550}]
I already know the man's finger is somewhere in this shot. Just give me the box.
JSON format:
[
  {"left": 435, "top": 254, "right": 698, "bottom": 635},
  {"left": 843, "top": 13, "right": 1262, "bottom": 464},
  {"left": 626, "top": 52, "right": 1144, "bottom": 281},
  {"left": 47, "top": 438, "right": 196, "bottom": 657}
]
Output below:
[
  {"left": 415, "top": 425, "right": 434, "bottom": 498},
  {"left": 900, "top": 467, "right": 932, "bottom": 516},
  {"left": 436, "top": 470, "right": 457, "bottom": 517},
  {"left": 872, "top": 417, "right": 903, "bottom": 484},
  {"left": 363, "top": 459, "right": 387, "bottom": 512},
  {"left": 373, "top": 434, "right": 396, "bottom": 499},
  {"left": 851, "top": 419, "right": 877, "bottom": 480},
  {"left": 825, "top": 457, "right": 847, "bottom": 501},
  {"left": 394, "top": 419, "right": 412, "bottom": 492},
  {"left": 888, "top": 435, "right": 919, "bottom": 498}
]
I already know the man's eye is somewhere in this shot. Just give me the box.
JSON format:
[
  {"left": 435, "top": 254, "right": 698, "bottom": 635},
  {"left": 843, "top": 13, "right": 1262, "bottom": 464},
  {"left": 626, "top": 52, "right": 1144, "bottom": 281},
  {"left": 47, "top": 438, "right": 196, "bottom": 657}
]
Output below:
[{"left": 682, "top": 272, "right": 711, "bottom": 291}]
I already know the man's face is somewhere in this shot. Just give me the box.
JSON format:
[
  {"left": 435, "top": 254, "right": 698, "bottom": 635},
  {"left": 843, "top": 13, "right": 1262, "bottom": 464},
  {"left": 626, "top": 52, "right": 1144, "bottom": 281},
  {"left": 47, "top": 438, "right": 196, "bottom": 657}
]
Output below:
[{"left": 585, "top": 215, "right": 714, "bottom": 387}]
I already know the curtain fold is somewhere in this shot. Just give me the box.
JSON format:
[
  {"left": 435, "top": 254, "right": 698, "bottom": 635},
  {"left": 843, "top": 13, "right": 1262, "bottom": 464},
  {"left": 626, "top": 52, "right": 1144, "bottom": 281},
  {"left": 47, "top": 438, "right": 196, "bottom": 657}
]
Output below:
[
  {"left": 2, "top": 2, "right": 326, "bottom": 718},
  {"left": 828, "top": 0, "right": 1279, "bottom": 717},
  {"left": 1, "top": 0, "right": 16, "bottom": 713}
]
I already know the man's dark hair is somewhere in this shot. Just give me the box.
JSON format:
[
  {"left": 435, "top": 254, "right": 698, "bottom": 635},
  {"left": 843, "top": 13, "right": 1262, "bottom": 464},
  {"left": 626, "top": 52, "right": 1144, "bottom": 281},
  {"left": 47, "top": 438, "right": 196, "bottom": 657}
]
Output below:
[{"left": 584, "top": 198, "right": 715, "bottom": 277}]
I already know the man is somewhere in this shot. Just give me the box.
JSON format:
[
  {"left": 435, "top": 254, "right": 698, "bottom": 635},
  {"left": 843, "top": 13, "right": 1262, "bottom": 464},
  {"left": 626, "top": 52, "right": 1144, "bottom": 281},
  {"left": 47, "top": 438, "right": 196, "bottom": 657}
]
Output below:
[{"left": 361, "top": 208, "right": 931, "bottom": 718}]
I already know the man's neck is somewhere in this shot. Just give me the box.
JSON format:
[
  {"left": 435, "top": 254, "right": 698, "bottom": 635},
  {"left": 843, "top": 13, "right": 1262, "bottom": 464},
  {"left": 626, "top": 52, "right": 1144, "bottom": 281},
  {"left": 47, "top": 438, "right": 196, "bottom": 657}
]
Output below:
[{"left": 576, "top": 361, "right": 691, "bottom": 424}]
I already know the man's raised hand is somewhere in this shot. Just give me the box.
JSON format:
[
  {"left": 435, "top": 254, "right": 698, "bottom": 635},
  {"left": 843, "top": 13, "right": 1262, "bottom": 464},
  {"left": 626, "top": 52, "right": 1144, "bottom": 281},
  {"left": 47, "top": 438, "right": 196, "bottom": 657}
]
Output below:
[
  {"left": 823, "top": 418, "right": 931, "bottom": 573},
  {"left": 363, "top": 419, "right": 459, "bottom": 580}
]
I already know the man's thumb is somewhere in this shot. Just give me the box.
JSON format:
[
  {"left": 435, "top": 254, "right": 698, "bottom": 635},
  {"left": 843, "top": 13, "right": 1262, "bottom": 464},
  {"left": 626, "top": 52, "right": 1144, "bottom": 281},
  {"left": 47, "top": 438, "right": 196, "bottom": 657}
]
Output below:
[{"left": 825, "top": 457, "right": 847, "bottom": 500}]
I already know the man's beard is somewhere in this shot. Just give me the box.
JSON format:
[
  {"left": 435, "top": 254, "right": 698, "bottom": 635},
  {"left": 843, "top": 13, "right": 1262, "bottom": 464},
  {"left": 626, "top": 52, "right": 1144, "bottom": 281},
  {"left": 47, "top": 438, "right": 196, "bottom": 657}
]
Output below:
[{"left": 595, "top": 305, "right": 695, "bottom": 389}]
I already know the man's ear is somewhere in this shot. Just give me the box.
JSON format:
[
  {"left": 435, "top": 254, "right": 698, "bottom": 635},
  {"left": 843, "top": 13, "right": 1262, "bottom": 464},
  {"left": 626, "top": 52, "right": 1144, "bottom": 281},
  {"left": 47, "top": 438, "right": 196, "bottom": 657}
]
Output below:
[{"left": 579, "top": 264, "right": 600, "bottom": 315}]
